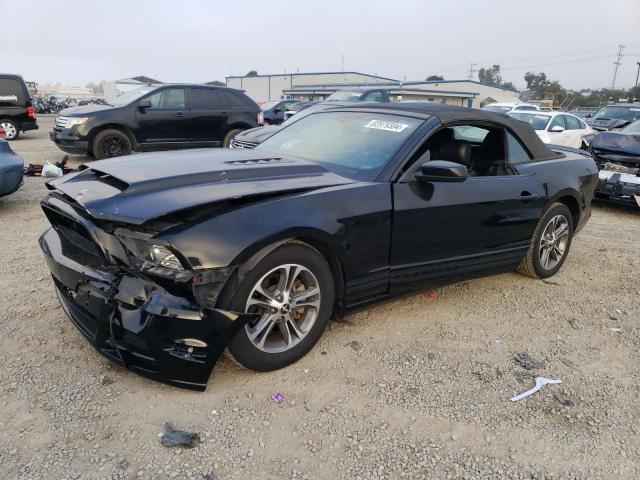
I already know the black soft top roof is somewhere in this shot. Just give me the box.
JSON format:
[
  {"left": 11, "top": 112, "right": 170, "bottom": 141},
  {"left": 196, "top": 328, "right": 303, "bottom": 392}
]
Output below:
[{"left": 332, "top": 102, "right": 559, "bottom": 161}]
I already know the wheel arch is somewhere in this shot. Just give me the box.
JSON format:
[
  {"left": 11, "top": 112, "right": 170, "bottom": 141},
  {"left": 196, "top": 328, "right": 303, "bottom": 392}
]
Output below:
[
  {"left": 548, "top": 190, "right": 580, "bottom": 228},
  {"left": 87, "top": 123, "right": 137, "bottom": 152}
]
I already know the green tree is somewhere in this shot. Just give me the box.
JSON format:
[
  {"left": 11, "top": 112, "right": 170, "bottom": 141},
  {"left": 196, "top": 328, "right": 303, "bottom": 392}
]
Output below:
[
  {"left": 246, "top": 70, "right": 258, "bottom": 77},
  {"left": 478, "top": 65, "right": 503, "bottom": 86},
  {"left": 426, "top": 75, "right": 444, "bottom": 81}
]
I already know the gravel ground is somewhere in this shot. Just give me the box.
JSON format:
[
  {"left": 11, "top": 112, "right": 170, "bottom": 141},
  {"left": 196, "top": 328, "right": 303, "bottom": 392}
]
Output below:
[{"left": 0, "top": 116, "right": 638, "bottom": 479}]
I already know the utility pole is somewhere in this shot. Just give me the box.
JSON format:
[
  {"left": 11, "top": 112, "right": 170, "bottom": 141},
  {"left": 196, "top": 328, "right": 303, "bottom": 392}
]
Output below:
[
  {"left": 611, "top": 44, "right": 625, "bottom": 89},
  {"left": 468, "top": 63, "right": 478, "bottom": 80}
]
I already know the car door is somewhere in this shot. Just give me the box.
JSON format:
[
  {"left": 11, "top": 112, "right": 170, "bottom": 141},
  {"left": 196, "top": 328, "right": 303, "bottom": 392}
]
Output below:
[
  {"left": 189, "top": 87, "right": 228, "bottom": 145},
  {"left": 135, "top": 87, "right": 190, "bottom": 145},
  {"left": 563, "top": 114, "right": 585, "bottom": 149},
  {"left": 546, "top": 115, "right": 571, "bottom": 146},
  {"left": 390, "top": 124, "right": 547, "bottom": 288}
]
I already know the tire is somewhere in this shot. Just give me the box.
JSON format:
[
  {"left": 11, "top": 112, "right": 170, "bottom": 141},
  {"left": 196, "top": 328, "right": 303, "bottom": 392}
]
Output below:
[
  {"left": 223, "top": 243, "right": 335, "bottom": 371},
  {"left": 92, "top": 129, "right": 132, "bottom": 160},
  {"left": 223, "top": 128, "right": 244, "bottom": 148},
  {"left": 516, "top": 202, "right": 574, "bottom": 279},
  {"left": 0, "top": 120, "right": 19, "bottom": 140}
]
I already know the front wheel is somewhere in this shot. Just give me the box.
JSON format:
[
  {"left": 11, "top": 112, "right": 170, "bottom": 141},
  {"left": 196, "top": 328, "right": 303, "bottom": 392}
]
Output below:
[
  {"left": 517, "top": 202, "right": 574, "bottom": 278},
  {"left": 223, "top": 243, "right": 335, "bottom": 371},
  {"left": 92, "top": 129, "right": 132, "bottom": 160},
  {"left": 223, "top": 128, "right": 244, "bottom": 148},
  {"left": 0, "top": 120, "right": 19, "bottom": 140}
]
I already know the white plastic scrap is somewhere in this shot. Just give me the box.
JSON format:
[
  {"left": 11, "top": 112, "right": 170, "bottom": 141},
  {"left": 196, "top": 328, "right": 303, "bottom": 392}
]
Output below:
[
  {"left": 42, "top": 162, "right": 63, "bottom": 178},
  {"left": 510, "top": 377, "right": 562, "bottom": 402}
]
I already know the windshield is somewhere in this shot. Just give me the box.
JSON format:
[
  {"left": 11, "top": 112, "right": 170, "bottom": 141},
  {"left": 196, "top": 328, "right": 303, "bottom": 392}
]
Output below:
[
  {"left": 255, "top": 111, "right": 422, "bottom": 180},
  {"left": 260, "top": 101, "right": 280, "bottom": 111},
  {"left": 483, "top": 105, "right": 512, "bottom": 114},
  {"left": 109, "top": 86, "right": 158, "bottom": 106},
  {"left": 621, "top": 119, "right": 640, "bottom": 134},
  {"left": 592, "top": 106, "right": 640, "bottom": 122},
  {"left": 325, "top": 91, "right": 363, "bottom": 102},
  {"left": 508, "top": 113, "right": 551, "bottom": 130}
]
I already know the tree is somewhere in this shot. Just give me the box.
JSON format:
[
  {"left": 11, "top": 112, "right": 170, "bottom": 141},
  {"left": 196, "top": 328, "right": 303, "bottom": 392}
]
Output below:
[
  {"left": 478, "top": 65, "right": 503, "bottom": 86},
  {"left": 426, "top": 75, "right": 444, "bottom": 81},
  {"left": 524, "top": 71, "right": 551, "bottom": 99},
  {"left": 246, "top": 70, "right": 258, "bottom": 77}
]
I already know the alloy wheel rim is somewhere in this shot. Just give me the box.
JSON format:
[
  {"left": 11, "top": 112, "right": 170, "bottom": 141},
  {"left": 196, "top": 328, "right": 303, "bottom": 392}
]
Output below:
[
  {"left": 0, "top": 122, "right": 17, "bottom": 139},
  {"left": 539, "top": 214, "right": 569, "bottom": 271},
  {"left": 102, "top": 136, "right": 125, "bottom": 156},
  {"left": 245, "top": 263, "right": 321, "bottom": 353}
]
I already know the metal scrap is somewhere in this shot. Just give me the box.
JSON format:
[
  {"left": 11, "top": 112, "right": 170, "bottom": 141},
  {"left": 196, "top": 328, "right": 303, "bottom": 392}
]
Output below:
[
  {"left": 160, "top": 423, "right": 200, "bottom": 448},
  {"left": 513, "top": 353, "right": 545, "bottom": 370}
]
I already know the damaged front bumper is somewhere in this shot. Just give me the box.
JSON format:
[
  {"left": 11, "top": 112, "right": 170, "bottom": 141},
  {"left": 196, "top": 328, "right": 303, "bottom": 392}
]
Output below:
[
  {"left": 596, "top": 162, "right": 640, "bottom": 208},
  {"left": 39, "top": 221, "right": 255, "bottom": 391}
]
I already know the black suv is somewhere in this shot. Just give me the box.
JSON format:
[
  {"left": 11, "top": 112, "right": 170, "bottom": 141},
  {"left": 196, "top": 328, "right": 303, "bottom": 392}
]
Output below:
[
  {"left": 51, "top": 84, "right": 261, "bottom": 159},
  {"left": 0, "top": 74, "right": 39, "bottom": 140}
]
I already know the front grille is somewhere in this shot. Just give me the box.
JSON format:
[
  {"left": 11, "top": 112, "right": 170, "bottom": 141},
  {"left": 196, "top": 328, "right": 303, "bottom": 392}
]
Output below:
[
  {"left": 43, "top": 206, "right": 106, "bottom": 267},
  {"left": 230, "top": 138, "right": 258, "bottom": 149}
]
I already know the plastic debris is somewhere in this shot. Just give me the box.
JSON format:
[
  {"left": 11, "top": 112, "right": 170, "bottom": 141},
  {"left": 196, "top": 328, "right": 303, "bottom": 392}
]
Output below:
[
  {"left": 272, "top": 392, "right": 283, "bottom": 403},
  {"left": 513, "top": 353, "right": 545, "bottom": 370},
  {"left": 510, "top": 377, "right": 562, "bottom": 402},
  {"left": 609, "top": 327, "right": 622, "bottom": 332},
  {"left": 428, "top": 291, "right": 438, "bottom": 300},
  {"left": 42, "top": 162, "right": 63, "bottom": 178},
  {"left": 567, "top": 318, "right": 581, "bottom": 330},
  {"left": 159, "top": 423, "right": 200, "bottom": 448},
  {"left": 346, "top": 340, "right": 361, "bottom": 351}
]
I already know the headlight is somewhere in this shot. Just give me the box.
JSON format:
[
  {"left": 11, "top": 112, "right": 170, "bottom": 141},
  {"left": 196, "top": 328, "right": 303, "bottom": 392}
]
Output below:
[
  {"left": 65, "top": 117, "right": 88, "bottom": 128},
  {"left": 149, "top": 245, "right": 183, "bottom": 270}
]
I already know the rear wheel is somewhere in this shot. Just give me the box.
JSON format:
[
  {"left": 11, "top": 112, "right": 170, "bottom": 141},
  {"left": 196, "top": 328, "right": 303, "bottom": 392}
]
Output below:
[
  {"left": 223, "top": 244, "right": 335, "bottom": 371},
  {"left": 92, "top": 129, "right": 132, "bottom": 159},
  {"left": 223, "top": 128, "right": 244, "bottom": 148},
  {"left": 517, "top": 202, "right": 574, "bottom": 278},
  {"left": 0, "top": 120, "right": 19, "bottom": 140}
]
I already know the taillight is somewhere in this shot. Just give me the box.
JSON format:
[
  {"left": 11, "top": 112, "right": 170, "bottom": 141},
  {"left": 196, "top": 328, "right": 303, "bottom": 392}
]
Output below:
[
  {"left": 27, "top": 106, "right": 35, "bottom": 119},
  {"left": 257, "top": 112, "right": 264, "bottom": 125},
  {"left": 0, "top": 127, "right": 5, "bottom": 138}
]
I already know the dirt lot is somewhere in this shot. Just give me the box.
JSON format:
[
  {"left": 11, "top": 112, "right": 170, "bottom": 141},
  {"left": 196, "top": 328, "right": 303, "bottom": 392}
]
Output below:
[{"left": 0, "top": 115, "right": 638, "bottom": 479}]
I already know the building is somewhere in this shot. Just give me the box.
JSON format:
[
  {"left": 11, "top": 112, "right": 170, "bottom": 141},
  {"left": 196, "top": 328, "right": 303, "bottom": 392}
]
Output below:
[
  {"left": 226, "top": 72, "right": 521, "bottom": 108},
  {"left": 225, "top": 72, "right": 398, "bottom": 104},
  {"left": 36, "top": 83, "right": 96, "bottom": 100}
]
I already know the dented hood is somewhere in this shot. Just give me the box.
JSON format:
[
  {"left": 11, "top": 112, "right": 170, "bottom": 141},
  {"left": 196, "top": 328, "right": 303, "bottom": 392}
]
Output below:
[
  {"left": 47, "top": 148, "right": 355, "bottom": 224},
  {"left": 590, "top": 131, "right": 640, "bottom": 156}
]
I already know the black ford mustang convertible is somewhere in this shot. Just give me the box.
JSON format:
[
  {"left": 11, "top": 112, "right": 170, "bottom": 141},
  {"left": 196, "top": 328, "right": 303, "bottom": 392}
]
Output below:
[{"left": 40, "top": 104, "right": 598, "bottom": 390}]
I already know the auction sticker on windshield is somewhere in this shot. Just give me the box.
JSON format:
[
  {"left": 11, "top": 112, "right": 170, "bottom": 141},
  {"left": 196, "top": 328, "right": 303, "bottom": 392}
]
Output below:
[{"left": 364, "top": 119, "right": 410, "bottom": 133}]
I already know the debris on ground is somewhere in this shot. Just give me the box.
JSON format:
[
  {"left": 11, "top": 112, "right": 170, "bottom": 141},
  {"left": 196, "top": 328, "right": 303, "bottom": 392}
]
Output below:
[
  {"left": 346, "top": 340, "right": 362, "bottom": 351},
  {"left": 559, "top": 357, "right": 582, "bottom": 373},
  {"left": 510, "top": 377, "right": 562, "bottom": 402},
  {"left": 567, "top": 318, "right": 581, "bottom": 330},
  {"left": 553, "top": 393, "right": 575, "bottom": 407},
  {"left": 159, "top": 423, "right": 200, "bottom": 448},
  {"left": 272, "top": 392, "right": 283, "bottom": 403},
  {"left": 428, "top": 291, "right": 438, "bottom": 300},
  {"left": 513, "top": 353, "right": 545, "bottom": 370},
  {"left": 609, "top": 327, "right": 622, "bottom": 333}
]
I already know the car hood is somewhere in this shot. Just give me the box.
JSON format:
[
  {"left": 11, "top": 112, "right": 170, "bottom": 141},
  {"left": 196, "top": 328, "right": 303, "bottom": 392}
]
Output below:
[
  {"left": 587, "top": 117, "right": 630, "bottom": 131},
  {"left": 59, "top": 104, "right": 116, "bottom": 116},
  {"left": 234, "top": 125, "right": 281, "bottom": 144},
  {"left": 590, "top": 131, "right": 640, "bottom": 156},
  {"left": 46, "top": 148, "right": 355, "bottom": 225}
]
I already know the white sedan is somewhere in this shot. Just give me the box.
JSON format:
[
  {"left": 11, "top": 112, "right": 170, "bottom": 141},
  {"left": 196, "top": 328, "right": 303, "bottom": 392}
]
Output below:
[{"left": 508, "top": 111, "right": 594, "bottom": 149}]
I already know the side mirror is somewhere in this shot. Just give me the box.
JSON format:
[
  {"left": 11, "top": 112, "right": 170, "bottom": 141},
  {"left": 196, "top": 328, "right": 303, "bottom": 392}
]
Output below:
[
  {"left": 137, "top": 99, "right": 151, "bottom": 112},
  {"left": 273, "top": 108, "right": 281, "bottom": 113},
  {"left": 585, "top": 113, "right": 592, "bottom": 118},
  {"left": 550, "top": 125, "right": 565, "bottom": 132},
  {"left": 414, "top": 160, "right": 468, "bottom": 183}
]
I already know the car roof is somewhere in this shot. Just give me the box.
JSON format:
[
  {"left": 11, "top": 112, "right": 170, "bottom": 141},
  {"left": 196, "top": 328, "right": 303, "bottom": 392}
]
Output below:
[
  {"left": 318, "top": 102, "right": 558, "bottom": 161},
  {"left": 485, "top": 102, "right": 536, "bottom": 107}
]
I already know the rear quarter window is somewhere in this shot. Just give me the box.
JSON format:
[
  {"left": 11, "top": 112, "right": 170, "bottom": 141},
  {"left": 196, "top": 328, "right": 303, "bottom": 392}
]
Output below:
[
  {"left": 0, "top": 78, "right": 26, "bottom": 105},
  {"left": 507, "top": 132, "right": 532, "bottom": 165},
  {"left": 191, "top": 88, "right": 226, "bottom": 109},
  {"left": 222, "top": 91, "right": 251, "bottom": 108}
]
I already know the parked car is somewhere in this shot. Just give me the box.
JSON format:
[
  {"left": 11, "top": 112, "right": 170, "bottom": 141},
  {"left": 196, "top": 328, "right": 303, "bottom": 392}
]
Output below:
[
  {"left": 482, "top": 102, "right": 540, "bottom": 114},
  {"left": 284, "top": 88, "right": 391, "bottom": 120},
  {"left": 0, "top": 129, "right": 24, "bottom": 197},
  {"left": 0, "top": 74, "right": 39, "bottom": 140},
  {"left": 508, "top": 111, "right": 593, "bottom": 149},
  {"left": 40, "top": 103, "right": 598, "bottom": 390},
  {"left": 259, "top": 100, "right": 297, "bottom": 125},
  {"left": 50, "top": 84, "right": 261, "bottom": 159},
  {"left": 584, "top": 119, "right": 640, "bottom": 207},
  {"left": 585, "top": 103, "right": 640, "bottom": 131}
]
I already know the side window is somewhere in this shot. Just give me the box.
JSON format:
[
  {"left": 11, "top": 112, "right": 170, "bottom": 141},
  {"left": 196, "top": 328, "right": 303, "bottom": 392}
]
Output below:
[
  {"left": 362, "top": 91, "right": 384, "bottom": 102},
  {"left": 222, "top": 91, "right": 248, "bottom": 108},
  {"left": 146, "top": 88, "right": 186, "bottom": 109},
  {"left": 506, "top": 131, "right": 532, "bottom": 165},
  {"left": 548, "top": 115, "right": 565, "bottom": 131},
  {"left": 578, "top": 119, "right": 588, "bottom": 129},
  {"left": 564, "top": 115, "right": 581, "bottom": 130},
  {"left": 452, "top": 125, "right": 489, "bottom": 142},
  {"left": 191, "top": 88, "right": 225, "bottom": 109}
]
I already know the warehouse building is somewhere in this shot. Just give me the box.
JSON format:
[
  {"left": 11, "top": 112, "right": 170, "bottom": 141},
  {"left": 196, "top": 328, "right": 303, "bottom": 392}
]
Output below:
[{"left": 226, "top": 72, "right": 521, "bottom": 108}]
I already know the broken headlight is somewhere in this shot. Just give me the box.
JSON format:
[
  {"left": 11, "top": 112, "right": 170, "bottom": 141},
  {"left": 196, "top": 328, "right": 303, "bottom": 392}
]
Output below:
[{"left": 149, "top": 245, "right": 183, "bottom": 270}]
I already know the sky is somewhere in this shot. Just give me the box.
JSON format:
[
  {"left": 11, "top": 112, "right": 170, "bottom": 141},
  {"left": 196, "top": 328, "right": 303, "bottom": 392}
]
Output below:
[{"left": 2, "top": 0, "right": 639, "bottom": 91}]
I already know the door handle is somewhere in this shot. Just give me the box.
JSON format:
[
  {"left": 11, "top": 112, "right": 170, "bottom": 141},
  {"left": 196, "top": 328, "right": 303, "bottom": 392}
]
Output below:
[
  {"left": 175, "top": 111, "right": 185, "bottom": 117},
  {"left": 220, "top": 111, "right": 228, "bottom": 116},
  {"left": 518, "top": 192, "right": 542, "bottom": 202}
]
